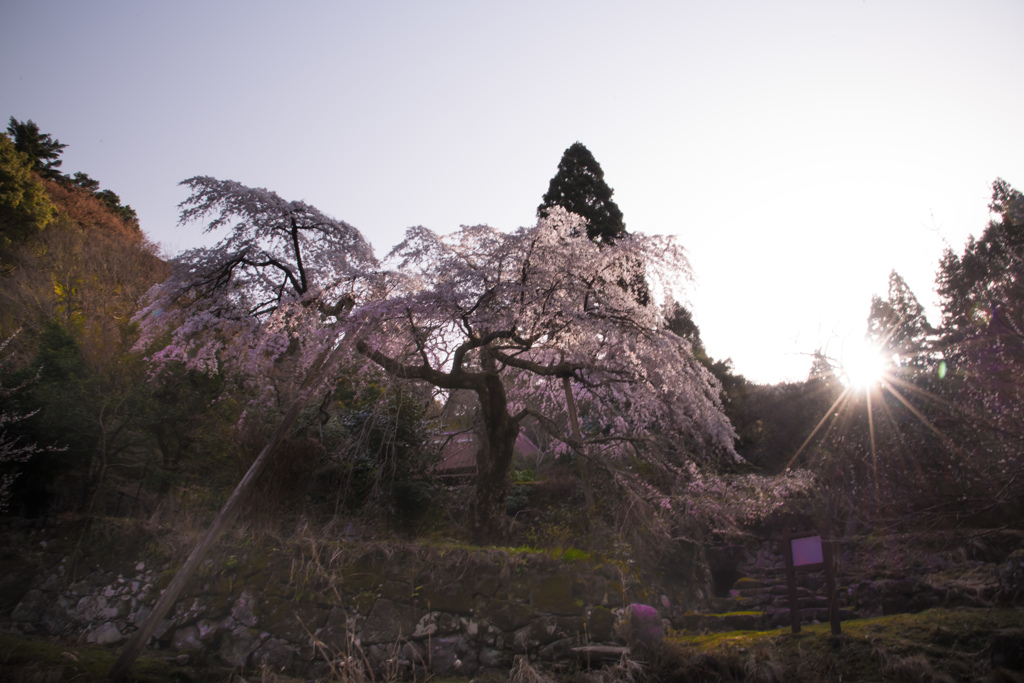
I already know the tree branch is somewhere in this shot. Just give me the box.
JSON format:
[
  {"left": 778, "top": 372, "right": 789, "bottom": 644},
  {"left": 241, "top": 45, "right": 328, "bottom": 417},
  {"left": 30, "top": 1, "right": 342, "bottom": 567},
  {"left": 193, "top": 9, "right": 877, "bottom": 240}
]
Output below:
[{"left": 356, "top": 339, "right": 479, "bottom": 391}]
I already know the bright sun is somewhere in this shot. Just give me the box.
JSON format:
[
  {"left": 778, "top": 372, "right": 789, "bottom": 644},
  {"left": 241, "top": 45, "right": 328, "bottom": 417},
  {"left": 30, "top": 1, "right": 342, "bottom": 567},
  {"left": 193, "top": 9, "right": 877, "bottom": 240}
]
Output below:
[{"left": 840, "top": 339, "right": 890, "bottom": 390}]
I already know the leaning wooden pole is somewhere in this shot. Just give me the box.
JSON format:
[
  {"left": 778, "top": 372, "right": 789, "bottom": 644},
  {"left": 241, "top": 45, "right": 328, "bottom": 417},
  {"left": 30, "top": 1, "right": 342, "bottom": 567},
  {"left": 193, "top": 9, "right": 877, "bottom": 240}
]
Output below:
[{"left": 108, "top": 346, "right": 340, "bottom": 682}]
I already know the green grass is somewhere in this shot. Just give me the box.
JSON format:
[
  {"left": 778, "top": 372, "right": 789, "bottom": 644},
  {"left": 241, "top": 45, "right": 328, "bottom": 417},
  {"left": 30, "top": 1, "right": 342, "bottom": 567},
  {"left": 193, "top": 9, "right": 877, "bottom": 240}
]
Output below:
[{"left": 661, "top": 607, "right": 1024, "bottom": 682}]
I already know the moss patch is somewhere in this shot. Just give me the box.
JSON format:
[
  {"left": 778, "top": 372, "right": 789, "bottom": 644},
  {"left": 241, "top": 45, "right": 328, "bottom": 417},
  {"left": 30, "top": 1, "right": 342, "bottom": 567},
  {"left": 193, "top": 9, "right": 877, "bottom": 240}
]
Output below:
[{"left": 664, "top": 607, "right": 1024, "bottom": 682}]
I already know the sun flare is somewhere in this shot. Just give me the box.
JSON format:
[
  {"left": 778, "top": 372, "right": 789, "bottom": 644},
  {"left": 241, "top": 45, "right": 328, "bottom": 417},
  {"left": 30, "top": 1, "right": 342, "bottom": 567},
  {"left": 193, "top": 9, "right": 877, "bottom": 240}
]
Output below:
[{"left": 840, "top": 339, "right": 890, "bottom": 391}]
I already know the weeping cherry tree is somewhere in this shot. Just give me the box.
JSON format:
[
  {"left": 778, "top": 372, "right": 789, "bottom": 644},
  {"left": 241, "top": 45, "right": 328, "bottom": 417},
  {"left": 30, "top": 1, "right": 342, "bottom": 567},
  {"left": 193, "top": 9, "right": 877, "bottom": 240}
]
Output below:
[
  {"left": 111, "top": 177, "right": 377, "bottom": 680},
  {"left": 352, "top": 207, "right": 737, "bottom": 542}
]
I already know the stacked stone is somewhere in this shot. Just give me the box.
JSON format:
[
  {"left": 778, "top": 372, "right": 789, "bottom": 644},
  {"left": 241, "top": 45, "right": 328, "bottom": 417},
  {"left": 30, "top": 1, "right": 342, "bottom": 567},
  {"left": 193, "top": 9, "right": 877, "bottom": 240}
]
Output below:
[
  {"left": 5, "top": 548, "right": 687, "bottom": 678},
  {"left": 673, "top": 542, "right": 856, "bottom": 633},
  {"left": 10, "top": 559, "right": 159, "bottom": 646}
]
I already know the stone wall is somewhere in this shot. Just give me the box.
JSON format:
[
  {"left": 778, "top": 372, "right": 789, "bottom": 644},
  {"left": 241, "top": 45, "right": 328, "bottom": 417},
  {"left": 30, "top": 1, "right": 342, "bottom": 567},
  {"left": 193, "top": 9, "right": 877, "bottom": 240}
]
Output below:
[
  {"left": 689, "top": 534, "right": 1024, "bottom": 633},
  {"left": 4, "top": 533, "right": 703, "bottom": 678}
]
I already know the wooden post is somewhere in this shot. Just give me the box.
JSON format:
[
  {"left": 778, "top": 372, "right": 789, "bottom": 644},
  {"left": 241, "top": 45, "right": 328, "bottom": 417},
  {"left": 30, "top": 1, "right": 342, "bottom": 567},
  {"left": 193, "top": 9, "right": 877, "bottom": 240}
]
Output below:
[
  {"left": 783, "top": 537, "right": 801, "bottom": 634},
  {"left": 783, "top": 531, "right": 842, "bottom": 637},
  {"left": 823, "top": 537, "right": 841, "bottom": 635}
]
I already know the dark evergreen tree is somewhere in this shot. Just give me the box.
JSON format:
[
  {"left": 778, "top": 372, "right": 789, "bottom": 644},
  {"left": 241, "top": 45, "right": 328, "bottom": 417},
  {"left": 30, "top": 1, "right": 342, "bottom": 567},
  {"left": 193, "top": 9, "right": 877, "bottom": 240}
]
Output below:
[
  {"left": 933, "top": 179, "right": 1024, "bottom": 515},
  {"left": 94, "top": 189, "right": 140, "bottom": 229},
  {"left": 665, "top": 300, "right": 702, "bottom": 345},
  {"left": 867, "top": 270, "right": 935, "bottom": 371},
  {"left": 6, "top": 118, "right": 67, "bottom": 181},
  {"left": 538, "top": 142, "right": 626, "bottom": 244},
  {"left": 68, "top": 171, "right": 100, "bottom": 192},
  {"left": 938, "top": 178, "right": 1024, "bottom": 342}
]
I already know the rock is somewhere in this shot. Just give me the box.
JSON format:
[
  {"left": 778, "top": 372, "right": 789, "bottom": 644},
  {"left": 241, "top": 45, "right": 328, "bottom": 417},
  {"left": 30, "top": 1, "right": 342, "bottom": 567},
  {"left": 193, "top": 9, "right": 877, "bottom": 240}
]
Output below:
[
  {"left": 411, "top": 610, "right": 436, "bottom": 638},
  {"left": 620, "top": 604, "right": 663, "bottom": 654},
  {"left": 401, "top": 640, "right": 427, "bottom": 668},
  {"left": 479, "top": 647, "right": 513, "bottom": 669},
  {"left": 263, "top": 601, "right": 327, "bottom": 642},
  {"left": 252, "top": 636, "right": 296, "bottom": 673},
  {"left": 365, "top": 643, "right": 402, "bottom": 677},
  {"left": 361, "top": 598, "right": 419, "bottom": 644},
  {"left": 75, "top": 595, "right": 107, "bottom": 623},
  {"left": 196, "top": 619, "right": 223, "bottom": 643},
  {"left": 417, "top": 585, "right": 476, "bottom": 614},
  {"left": 317, "top": 607, "right": 351, "bottom": 651},
  {"left": 231, "top": 590, "right": 259, "bottom": 628},
  {"left": 107, "top": 596, "right": 131, "bottom": 620},
  {"left": 428, "top": 635, "right": 476, "bottom": 677},
  {"left": 531, "top": 575, "right": 583, "bottom": 615},
  {"left": 412, "top": 611, "right": 460, "bottom": 639},
  {"left": 219, "top": 625, "right": 260, "bottom": 667},
  {"left": 485, "top": 599, "right": 534, "bottom": 632},
  {"left": 172, "top": 625, "right": 203, "bottom": 650},
  {"left": 11, "top": 590, "right": 46, "bottom": 623},
  {"left": 86, "top": 622, "right": 123, "bottom": 645},
  {"left": 461, "top": 617, "right": 480, "bottom": 639},
  {"left": 539, "top": 637, "right": 576, "bottom": 661},
  {"left": 513, "top": 615, "right": 560, "bottom": 651},
  {"left": 738, "top": 594, "right": 774, "bottom": 609},
  {"left": 130, "top": 605, "right": 150, "bottom": 626},
  {"left": 173, "top": 597, "right": 209, "bottom": 626}
]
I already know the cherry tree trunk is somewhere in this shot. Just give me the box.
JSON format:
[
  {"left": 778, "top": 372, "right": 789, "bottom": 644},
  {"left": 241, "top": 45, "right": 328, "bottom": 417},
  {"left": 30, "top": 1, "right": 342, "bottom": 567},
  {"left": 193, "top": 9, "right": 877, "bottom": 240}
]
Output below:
[
  {"left": 472, "top": 422, "right": 518, "bottom": 544},
  {"left": 471, "top": 370, "right": 518, "bottom": 544}
]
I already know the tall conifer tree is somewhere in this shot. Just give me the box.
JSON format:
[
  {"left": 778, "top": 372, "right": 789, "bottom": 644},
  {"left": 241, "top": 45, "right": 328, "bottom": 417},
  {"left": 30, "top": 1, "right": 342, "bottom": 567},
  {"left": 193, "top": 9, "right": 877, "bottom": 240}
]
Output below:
[
  {"left": 538, "top": 142, "right": 626, "bottom": 244},
  {"left": 6, "top": 118, "right": 67, "bottom": 181}
]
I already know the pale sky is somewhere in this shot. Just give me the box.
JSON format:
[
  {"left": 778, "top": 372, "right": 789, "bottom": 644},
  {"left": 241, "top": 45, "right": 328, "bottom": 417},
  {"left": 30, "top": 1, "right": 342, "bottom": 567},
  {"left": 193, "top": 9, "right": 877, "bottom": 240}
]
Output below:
[{"left": 2, "top": 1, "right": 1022, "bottom": 384}]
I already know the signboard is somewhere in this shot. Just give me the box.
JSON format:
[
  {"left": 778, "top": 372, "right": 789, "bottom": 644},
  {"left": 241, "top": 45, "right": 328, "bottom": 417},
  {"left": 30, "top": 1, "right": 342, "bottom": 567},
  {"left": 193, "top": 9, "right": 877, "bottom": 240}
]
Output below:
[
  {"left": 791, "top": 535, "right": 824, "bottom": 567},
  {"left": 783, "top": 531, "right": 840, "bottom": 635}
]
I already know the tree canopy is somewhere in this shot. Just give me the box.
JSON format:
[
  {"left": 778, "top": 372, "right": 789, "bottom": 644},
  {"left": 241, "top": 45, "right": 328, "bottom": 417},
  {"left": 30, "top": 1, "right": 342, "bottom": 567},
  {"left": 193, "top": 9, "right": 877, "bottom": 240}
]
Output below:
[
  {"left": 6, "top": 118, "right": 67, "bottom": 181},
  {"left": 538, "top": 142, "right": 627, "bottom": 244},
  {"left": 135, "top": 178, "right": 736, "bottom": 543},
  {"left": 0, "top": 133, "right": 55, "bottom": 257},
  {"left": 867, "top": 270, "right": 935, "bottom": 370},
  {"left": 354, "top": 208, "right": 735, "bottom": 541},
  {"left": 134, "top": 176, "right": 377, "bottom": 393}
]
